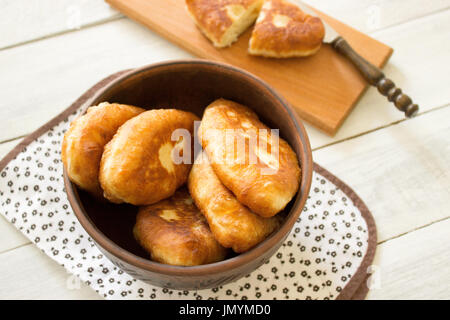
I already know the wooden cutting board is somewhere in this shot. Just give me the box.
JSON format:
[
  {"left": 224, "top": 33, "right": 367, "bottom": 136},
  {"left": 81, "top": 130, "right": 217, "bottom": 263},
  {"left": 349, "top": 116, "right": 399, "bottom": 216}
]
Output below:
[{"left": 106, "top": 0, "right": 393, "bottom": 135}]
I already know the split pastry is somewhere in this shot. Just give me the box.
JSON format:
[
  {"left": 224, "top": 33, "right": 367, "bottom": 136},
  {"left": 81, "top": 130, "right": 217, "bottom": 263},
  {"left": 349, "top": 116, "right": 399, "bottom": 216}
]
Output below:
[
  {"left": 134, "top": 188, "right": 227, "bottom": 266},
  {"left": 188, "top": 152, "right": 281, "bottom": 253},
  {"left": 186, "top": 0, "right": 264, "bottom": 47},
  {"left": 249, "top": 0, "right": 325, "bottom": 57},
  {"left": 99, "top": 109, "right": 199, "bottom": 205},
  {"left": 62, "top": 102, "right": 145, "bottom": 197},
  {"left": 198, "top": 98, "right": 301, "bottom": 217}
]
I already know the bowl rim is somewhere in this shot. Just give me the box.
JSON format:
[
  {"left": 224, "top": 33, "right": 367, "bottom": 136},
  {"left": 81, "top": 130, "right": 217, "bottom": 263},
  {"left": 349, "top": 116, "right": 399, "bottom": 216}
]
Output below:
[{"left": 64, "top": 59, "right": 313, "bottom": 276}]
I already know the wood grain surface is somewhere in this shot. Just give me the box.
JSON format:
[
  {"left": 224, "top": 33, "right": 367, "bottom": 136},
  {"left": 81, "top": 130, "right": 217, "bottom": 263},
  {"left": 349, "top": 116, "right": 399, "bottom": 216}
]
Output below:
[
  {"left": 1, "top": 0, "right": 449, "bottom": 300},
  {"left": 105, "top": 0, "right": 393, "bottom": 135}
]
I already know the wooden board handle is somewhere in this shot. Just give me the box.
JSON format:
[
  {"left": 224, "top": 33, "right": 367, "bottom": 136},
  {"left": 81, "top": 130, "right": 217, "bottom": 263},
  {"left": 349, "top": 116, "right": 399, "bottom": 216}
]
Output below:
[{"left": 332, "top": 37, "right": 418, "bottom": 118}]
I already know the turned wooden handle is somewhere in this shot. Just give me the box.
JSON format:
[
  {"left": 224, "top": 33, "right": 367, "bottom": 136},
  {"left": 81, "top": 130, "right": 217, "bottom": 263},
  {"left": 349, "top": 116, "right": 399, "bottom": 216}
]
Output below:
[{"left": 332, "top": 36, "right": 419, "bottom": 118}]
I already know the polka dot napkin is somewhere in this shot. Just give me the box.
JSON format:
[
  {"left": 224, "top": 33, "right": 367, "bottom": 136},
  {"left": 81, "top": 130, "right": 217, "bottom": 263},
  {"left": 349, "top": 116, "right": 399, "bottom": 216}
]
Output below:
[{"left": 0, "top": 71, "right": 376, "bottom": 300}]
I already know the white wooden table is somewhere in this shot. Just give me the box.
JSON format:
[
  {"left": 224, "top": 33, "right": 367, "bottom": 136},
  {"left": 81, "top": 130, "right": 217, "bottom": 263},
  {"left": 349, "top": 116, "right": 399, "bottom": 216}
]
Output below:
[{"left": 0, "top": 0, "right": 449, "bottom": 300}]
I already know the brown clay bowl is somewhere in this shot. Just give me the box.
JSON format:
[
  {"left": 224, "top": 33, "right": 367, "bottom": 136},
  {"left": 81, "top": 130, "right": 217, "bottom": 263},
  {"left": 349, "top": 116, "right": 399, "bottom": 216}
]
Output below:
[{"left": 63, "top": 59, "right": 313, "bottom": 290}]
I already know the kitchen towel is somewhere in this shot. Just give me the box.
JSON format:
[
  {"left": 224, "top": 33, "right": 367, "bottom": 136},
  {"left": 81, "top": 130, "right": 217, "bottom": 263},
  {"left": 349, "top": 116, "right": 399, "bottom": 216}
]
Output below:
[{"left": 0, "top": 71, "right": 376, "bottom": 300}]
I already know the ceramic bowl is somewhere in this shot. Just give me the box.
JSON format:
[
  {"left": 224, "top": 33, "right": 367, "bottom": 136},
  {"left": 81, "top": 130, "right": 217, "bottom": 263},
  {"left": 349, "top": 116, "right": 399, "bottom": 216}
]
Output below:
[{"left": 63, "top": 60, "right": 313, "bottom": 290}]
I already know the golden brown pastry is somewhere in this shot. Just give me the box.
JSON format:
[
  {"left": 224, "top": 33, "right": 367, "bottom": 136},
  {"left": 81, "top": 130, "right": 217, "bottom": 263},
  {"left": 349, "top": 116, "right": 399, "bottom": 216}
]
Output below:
[
  {"left": 186, "top": 0, "right": 264, "bottom": 47},
  {"left": 134, "top": 188, "right": 227, "bottom": 266},
  {"left": 99, "top": 109, "right": 199, "bottom": 205},
  {"left": 188, "top": 152, "right": 281, "bottom": 253},
  {"left": 198, "top": 98, "right": 301, "bottom": 218},
  {"left": 249, "top": 0, "right": 325, "bottom": 58},
  {"left": 61, "top": 102, "right": 145, "bottom": 197}
]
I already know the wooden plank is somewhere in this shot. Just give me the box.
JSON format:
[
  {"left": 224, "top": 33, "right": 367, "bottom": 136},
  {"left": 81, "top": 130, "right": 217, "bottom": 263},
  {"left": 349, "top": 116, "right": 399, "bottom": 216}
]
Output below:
[
  {"left": 0, "top": 139, "right": 31, "bottom": 254},
  {"left": 0, "top": 213, "right": 447, "bottom": 299},
  {"left": 306, "top": 8, "right": 450, "bottom": 148},
  {"left": 367, "top": 218, "right": 450, "bottom": 299},
  {"left": 0, "top": 0, "right": 121, "bottom": 50},
  {"left": 1, "top": 101, "right": 448, "bottom": 299},
  {"left": 0, "top": 215, "right": 29, "bottom": 254},
  {"left": 1, "top": 108, "right": 448, "bottom": 293},
  {"left": 0, "top": 243, "right": 100, "bottom": 299},
  {"left": 0, "top": 18, "right": 193, "bottom": 144},
  {"left": 0, "top": 0, "right": 449, "bottom": 301},
  {"left": 2, "top": 0, "right": 448, "bottom": 51},
  {"left": 313, "top": 105, "right": 450, "bottom": 243},
  {"left": 106, "top": 0, "right": 393, "bottom": 135},
  {"left": 0, "top": 8, "right": 448, "bottom": 146},
  {"left": 300, "top": 0, "right": 450, "bottom": 33},
  {"left": 0, "top": 138, "right": 22, "bottom": 159}
]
